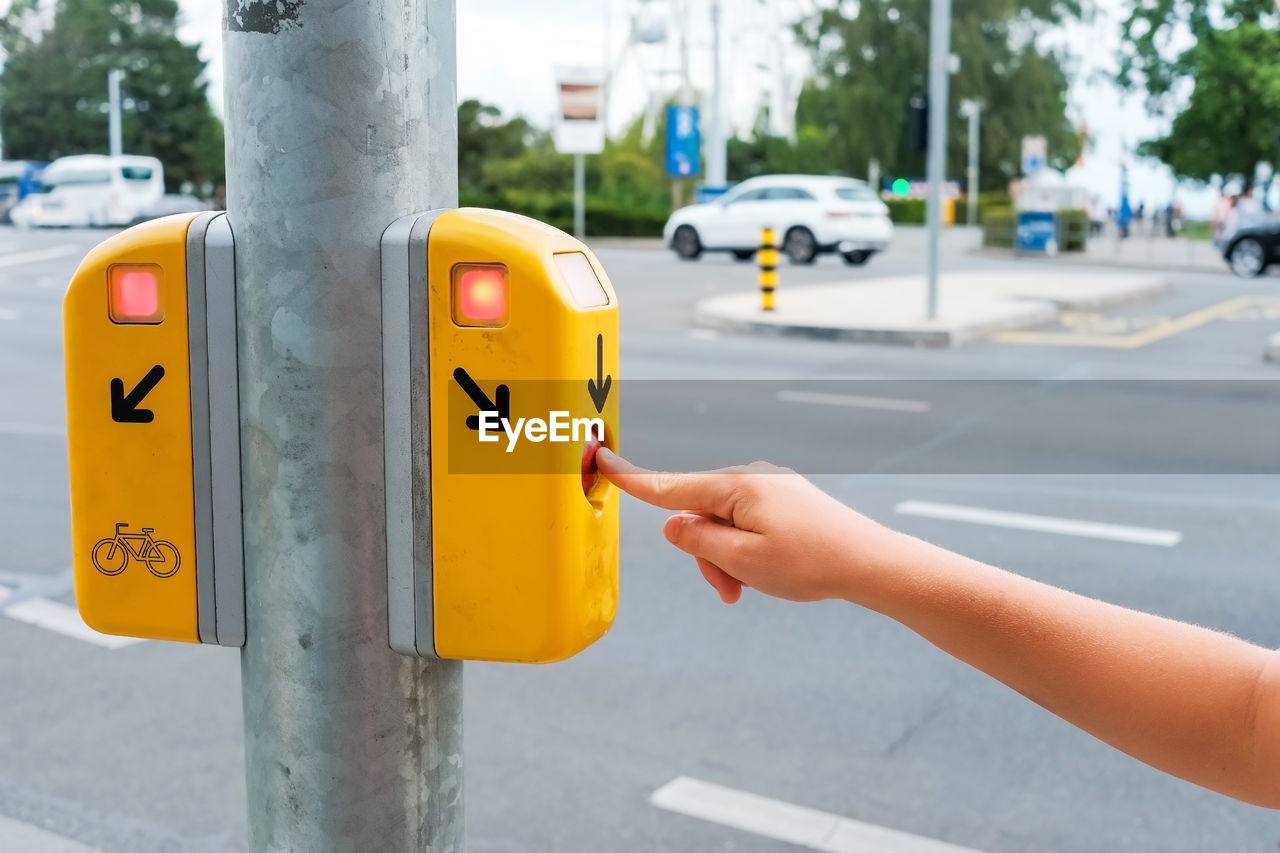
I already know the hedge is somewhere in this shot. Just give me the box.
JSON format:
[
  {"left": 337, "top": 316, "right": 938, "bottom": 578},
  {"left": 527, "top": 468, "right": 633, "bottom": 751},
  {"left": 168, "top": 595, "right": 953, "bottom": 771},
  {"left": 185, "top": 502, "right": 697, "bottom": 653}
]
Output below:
[
  {"left": 459, "top": 190, "right": 669, "bottom": 237},
  {"left": 981, "top": 206, "right": 1089, "bottom": 252}
]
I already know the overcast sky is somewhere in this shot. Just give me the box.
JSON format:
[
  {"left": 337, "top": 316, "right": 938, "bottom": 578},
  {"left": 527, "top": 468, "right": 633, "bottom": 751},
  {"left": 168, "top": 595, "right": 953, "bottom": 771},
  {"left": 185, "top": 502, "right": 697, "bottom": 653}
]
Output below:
[{"left": 172, "top": 0, "right": 1212, "bottom": 215}]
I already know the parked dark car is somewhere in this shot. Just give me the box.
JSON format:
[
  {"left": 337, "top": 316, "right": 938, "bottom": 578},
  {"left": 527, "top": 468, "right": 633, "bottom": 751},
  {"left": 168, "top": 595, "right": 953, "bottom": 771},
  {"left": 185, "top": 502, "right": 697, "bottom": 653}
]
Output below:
[{"left": 1222, "top": 218, "right": 1280, "bottom": 278}]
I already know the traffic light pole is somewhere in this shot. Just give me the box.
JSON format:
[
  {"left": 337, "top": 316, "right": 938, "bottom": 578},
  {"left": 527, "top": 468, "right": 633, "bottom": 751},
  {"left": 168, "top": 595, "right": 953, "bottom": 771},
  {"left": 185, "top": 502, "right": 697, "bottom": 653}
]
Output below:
[
  {"left": 924, "top": 0, "right": 951, "bottom": 320},
  {"left": 224, "top": 2, "right": 462, "bottom": 850}
]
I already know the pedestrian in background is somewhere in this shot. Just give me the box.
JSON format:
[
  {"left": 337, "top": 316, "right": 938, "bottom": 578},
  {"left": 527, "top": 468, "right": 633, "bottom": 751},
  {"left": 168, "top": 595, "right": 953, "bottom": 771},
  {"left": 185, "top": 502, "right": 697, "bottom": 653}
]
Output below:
[{"left": 1212, "top": 190, "right": 1234, "bottom": 241}]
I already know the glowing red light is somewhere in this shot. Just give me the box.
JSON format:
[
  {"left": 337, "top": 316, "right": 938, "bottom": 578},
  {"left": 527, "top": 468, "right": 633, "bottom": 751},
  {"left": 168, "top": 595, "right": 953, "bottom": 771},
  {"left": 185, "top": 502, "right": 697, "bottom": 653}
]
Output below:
[
  {"left": 108, "top": 265, "right": 164, "bottom": 324},
  {"left": 455, "top": 266, "right": 508, "bottom": 325}
]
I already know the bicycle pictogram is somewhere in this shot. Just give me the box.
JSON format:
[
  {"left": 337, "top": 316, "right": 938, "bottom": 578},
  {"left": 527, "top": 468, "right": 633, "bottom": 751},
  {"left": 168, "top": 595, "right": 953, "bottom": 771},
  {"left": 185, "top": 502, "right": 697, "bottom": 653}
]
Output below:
[{"left": 91, "top": 523, "right": 182, "bottom": 578}]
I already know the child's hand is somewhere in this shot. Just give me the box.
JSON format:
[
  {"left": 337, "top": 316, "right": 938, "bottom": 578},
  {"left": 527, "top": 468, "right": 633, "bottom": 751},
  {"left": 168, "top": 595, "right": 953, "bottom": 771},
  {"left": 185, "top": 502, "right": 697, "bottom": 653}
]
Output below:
[{"left": 597, "top": 449, "right": 907, "bottom": 605}]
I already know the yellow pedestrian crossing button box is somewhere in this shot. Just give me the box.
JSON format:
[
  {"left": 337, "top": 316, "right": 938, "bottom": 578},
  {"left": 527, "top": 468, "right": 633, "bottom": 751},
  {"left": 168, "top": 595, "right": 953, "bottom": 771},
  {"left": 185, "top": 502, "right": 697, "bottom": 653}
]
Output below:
[
  {"left": 381, "top": 209, "right": 620, "bottom": 663},
  {"left": 63, "top": 213, "right": 245, "bottom": 646}
]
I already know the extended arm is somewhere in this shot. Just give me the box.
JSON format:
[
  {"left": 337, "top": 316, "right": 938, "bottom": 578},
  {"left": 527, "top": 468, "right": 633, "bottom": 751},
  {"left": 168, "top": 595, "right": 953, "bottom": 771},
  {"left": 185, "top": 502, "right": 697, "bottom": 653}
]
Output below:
[{"left": 597, "top": 450, "right": 1280, "bottom": 808}]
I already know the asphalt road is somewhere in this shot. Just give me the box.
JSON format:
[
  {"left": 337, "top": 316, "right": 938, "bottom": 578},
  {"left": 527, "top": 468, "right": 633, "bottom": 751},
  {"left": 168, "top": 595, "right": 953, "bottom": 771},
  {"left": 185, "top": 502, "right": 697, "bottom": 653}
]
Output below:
[{"left": 1, "top": 224, "right": 1278, "bottom": 852}]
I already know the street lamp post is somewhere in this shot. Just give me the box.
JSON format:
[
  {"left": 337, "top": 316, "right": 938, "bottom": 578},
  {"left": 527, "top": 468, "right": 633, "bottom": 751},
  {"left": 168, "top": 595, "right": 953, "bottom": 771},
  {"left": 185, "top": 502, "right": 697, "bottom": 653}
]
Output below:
[
  {"left": 924, "top": 0, "right": 952, "bottom": 320},
  {"left": 107, "top": 69, "right": 125, "bottom": 158},
  {"left": 960, "top": 99, "right": 981, "bottom": 227}
]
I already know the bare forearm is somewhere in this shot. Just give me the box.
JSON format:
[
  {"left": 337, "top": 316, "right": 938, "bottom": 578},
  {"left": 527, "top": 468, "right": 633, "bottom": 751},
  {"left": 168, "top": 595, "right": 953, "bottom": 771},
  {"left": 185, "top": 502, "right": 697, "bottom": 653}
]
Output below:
[{"left": 852, "top": 533, "right": 1280, "bottom": 807}]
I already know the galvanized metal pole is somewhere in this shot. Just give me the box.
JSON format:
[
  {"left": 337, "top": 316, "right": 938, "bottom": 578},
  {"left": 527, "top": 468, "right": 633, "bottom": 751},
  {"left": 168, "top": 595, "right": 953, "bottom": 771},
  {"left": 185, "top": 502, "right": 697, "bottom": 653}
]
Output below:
[
  {"left": 223, "top": 2, "right": 462, "bottom": 851},
  {"left": 925, "top": 0, "right": 951, "bottom": 320},
  {"left": 574, "top": 152, "right": 586, "bottom": 239},
  {"left": 706, "top": 0, "right": 726, "bottom": 188},
  {"left": 107, "top": 69, "right": 124, "bottom": 158}
]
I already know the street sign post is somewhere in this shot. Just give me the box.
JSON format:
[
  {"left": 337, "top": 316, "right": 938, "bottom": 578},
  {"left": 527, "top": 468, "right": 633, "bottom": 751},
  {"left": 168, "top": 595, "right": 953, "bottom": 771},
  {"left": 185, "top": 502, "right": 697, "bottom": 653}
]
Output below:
[
  {"left": 925, "top": 0, "right": 952, "bottom": 320},
  {"left": 553, "top": 66, "right": 606, "bottom": 239},
  {"left": 1022, "top": 135, "right": 1047, "bottom": 176}
]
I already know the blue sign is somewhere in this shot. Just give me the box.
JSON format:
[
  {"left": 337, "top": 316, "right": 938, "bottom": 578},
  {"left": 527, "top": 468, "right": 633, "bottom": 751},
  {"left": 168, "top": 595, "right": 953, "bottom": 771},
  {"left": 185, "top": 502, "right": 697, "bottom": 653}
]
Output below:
[
  {"left": 665, "top": 105, "right": 700, "bottom": 178},
  {"left": 1015, "top": 211, "right": 1058, "bottom": 254}
]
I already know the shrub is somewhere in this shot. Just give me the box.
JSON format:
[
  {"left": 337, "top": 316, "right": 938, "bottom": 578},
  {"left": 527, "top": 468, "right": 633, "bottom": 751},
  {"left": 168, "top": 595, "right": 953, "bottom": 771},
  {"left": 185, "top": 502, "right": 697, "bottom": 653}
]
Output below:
[
  {"left": 982, "top": 207, "right": 1016, "bottom": 248},
  {"left": 1056, "top": 208, "right": 1088, "bottom": 252}
]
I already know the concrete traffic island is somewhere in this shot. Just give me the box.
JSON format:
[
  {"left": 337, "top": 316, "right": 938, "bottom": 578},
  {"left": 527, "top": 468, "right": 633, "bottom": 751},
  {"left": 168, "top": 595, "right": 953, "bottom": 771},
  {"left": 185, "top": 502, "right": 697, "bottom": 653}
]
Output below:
[{"left": 693, "top": 270, "right": 1169, "bottom": 347}]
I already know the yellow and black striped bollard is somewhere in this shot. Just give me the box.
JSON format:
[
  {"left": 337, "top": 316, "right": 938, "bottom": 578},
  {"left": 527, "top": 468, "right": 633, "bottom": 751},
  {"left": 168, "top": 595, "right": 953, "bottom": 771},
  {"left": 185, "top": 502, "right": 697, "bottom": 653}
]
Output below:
[{"left": 759, "top": 227, "right": 778, "bottom": 311}]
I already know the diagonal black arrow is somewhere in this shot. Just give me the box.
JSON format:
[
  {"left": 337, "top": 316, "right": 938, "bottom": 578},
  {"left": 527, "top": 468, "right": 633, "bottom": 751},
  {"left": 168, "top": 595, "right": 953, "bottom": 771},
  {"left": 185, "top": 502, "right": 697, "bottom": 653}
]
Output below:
[
  {"left": 453, "top": 367, "right": 510, "bottom": 431},
  {"left": 587, "top": 333, "right": 612, "bottom": 414},
  {"left": 111, "top": 365, "right": 165, "bottom": 424}
]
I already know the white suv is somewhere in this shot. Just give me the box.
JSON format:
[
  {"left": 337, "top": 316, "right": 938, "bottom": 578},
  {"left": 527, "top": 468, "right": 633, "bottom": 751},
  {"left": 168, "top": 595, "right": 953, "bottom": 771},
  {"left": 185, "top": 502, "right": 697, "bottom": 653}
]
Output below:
[{"left": 662, "top": 174, "right": 893, "bottom": 265}]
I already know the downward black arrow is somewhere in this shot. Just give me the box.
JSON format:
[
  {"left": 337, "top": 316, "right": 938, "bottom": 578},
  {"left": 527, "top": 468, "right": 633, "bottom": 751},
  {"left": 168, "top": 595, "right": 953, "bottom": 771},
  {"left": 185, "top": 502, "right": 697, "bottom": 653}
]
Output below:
[
  {"left": 453, "top": 367, "right": 510, "bottom": 431},
  {"left": 587, "top": 333, "right": 612, "bottom": 414},
  {"left": 111, "top": 365, "right": 165, "bottom": 424}
]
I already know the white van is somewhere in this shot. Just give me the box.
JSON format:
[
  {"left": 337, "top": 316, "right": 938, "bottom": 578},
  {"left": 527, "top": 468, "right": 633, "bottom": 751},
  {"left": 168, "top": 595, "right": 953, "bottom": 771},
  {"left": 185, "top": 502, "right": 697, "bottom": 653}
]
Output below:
[{"left": 10, "top": 154, "right": 164, "bottom": 228}]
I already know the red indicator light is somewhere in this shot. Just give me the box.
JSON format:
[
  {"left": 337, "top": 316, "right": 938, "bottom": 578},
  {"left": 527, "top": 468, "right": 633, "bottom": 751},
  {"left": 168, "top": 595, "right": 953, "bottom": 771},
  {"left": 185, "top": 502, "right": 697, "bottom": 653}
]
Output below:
[
  {"left": 452, "top": 264, "right": 508, "bottom": 327},
  {"left": 108, "top": 264, "right": 164, "bottom": 324}
]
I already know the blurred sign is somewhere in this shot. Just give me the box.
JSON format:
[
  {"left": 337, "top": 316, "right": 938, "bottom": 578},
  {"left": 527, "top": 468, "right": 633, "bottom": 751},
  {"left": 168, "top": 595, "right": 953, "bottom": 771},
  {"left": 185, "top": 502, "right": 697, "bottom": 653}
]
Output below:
[
  {"left": 553, "top": 66, "right": 605, "bottom": 155},
  {"left": 882, "top": 178, "right": 961, "bottom": 200},
  {"left": 665, "top": 105, "right": 700, "bottom": 178},
  {"left": 1015, "top": 210, "right": 1057, "bottom": 254},
  {"left": 1021, "top": 135, "right": 1047, "bottom": 175}
]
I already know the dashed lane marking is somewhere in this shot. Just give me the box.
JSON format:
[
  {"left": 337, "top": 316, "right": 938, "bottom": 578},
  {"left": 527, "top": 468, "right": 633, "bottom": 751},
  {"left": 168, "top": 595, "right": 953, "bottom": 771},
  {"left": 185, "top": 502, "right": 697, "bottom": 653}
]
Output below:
[
  {"left": 0, "top": 571, "right": 143, "bottom": 649},
  {"left": 652, "top": 776, "right": 983, "bottom": 853},
  {"left": 2, "top": 598, "right": 142, "bottom": 649},
  {"left": 895, "top": 500, "right": 1183, "bottom": 546},
  {"left": 0, "top": 422, "right": 66, "bottom": 437},
  {"left": 0, "top": 815, "right": 101, "bottom": 853},
  {"left": 0, "top": 245, "right": 81, "bottom": 269},
  {"left": 778, "top": 389, "right": 931, "bottom": 413}
]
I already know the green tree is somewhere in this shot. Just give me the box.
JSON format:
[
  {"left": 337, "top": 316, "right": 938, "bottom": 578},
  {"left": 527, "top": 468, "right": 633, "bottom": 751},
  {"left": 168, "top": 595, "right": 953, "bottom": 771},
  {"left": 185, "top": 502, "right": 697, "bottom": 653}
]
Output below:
[
  {"left": 1118, "top": 0, "right": 1280, "bottom": 190},
  {"left": 0, "top": 0, "right": 224, "bottom": 192},
  {"left": 727, "top": 108, "right": 840, "bottom": 180},
  {"left": 456, "top": 102, "right": 671, "bottom": 235},
  {"left": 793, "top": 0, "right": 1082, "bottom": 191},
  {"left": 458, "top": 99, "right": 539, "bottom": 199}
]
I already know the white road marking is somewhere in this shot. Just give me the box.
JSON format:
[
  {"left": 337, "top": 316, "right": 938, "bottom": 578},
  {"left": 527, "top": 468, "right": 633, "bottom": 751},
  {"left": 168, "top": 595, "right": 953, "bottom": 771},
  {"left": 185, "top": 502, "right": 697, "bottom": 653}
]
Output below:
[
  {"left": 0, "top": 815, "right": 101, "bottom": 853},
  {"left": 0, "top": 245, "right": 80, "bottom": 269},
  {"left": 0, "top": 308, "right": 17, "bottom": 320},
  {"left": 689, "top": 328, "right": 720, "bottom": 340},
  {"left": 2, "top": 598, "right": 143, "bottom": 649},
  {"left": 652, "top": 776, "right": 982, "bottom": 853},
  {"left": 778, "top": 389, "right": 931, "bottom": 413},
  {"left": 0, "top": 422, "right": 66, "bottom": 437},
  {"left": 895, "top": 500, "right": 1183, "bottom": 547}
]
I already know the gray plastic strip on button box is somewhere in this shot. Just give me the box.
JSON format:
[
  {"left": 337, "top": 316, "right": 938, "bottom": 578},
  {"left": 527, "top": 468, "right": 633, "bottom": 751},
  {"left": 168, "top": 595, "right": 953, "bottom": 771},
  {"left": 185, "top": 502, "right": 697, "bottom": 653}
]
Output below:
[
  {"left": 382, "top": 210, "right": 448, "bottom": 657},
  {"left": 187, "top": 212, "right": 246, "bottom": 647}
]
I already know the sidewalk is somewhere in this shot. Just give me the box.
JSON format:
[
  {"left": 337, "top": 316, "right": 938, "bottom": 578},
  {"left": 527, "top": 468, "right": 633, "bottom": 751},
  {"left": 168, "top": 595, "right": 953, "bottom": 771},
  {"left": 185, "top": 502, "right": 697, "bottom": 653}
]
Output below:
[
  {"left": 694, "top": 270, "right": 1168, "bottom": 348},
  {"left": 977, "top": 231, "right": 1226, "bottom": 275}
]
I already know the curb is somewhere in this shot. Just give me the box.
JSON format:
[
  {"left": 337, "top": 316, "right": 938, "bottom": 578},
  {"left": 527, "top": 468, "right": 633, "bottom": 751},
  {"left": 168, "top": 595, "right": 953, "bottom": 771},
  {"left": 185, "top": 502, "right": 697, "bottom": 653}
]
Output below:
[
  {"left": 970, "top": 247, "right": 1224, "bottom": 276},
  {"left": 693, "top": 302, "right": 1058, "bottom": 348},
  {"left": 1045, "top": 278, "right": 1170, "bottom": 311}
]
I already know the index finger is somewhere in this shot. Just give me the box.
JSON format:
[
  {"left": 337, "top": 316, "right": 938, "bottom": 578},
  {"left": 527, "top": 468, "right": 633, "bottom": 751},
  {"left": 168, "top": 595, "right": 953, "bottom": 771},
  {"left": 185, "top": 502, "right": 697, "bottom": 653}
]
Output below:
[{"left": 596, "top": 448, "right": 740, "bottom": 518}]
